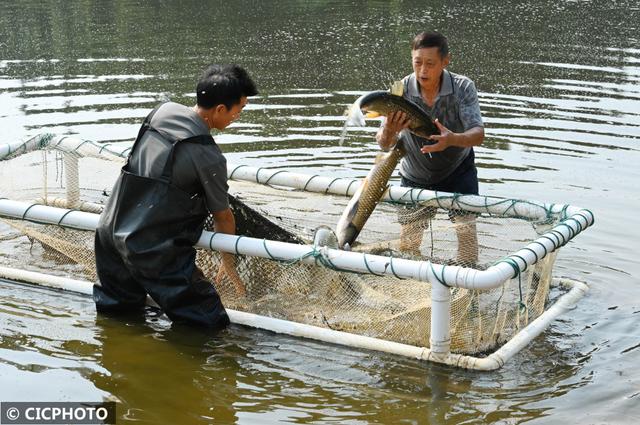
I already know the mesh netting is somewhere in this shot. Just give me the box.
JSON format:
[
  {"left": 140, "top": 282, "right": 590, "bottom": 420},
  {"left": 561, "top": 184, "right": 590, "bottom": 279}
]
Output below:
[{"left": 0, "top": 146, "right": 559, "bottom": 355}]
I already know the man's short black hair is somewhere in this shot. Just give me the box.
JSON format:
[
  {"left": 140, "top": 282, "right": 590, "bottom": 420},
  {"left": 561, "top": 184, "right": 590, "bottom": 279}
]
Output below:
[
  {"left": 196, "top": 64, "right": 258, "bottom": 109},
  {"left": 411, "top": 31, "right": 449, "bottom": 58}
]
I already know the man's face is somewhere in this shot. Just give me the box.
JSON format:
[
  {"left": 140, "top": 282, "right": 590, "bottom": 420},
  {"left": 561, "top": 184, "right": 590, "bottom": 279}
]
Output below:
[
  {"left": 214, "top": 96, "right": 248, "bottom": 130},
  {"left": 411, "top": 47, "right": 450, "bottom": 90}
]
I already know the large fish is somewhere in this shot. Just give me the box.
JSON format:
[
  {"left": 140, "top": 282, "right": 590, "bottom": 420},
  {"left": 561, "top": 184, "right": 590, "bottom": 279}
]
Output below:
[
  {"left": 336, "top": 143, "right": 405, "bottom": 249},
  {"left": 345, "top": 90, "right": 438, "bottom": 139},
  {"left": 336, "top": 91, "right": 439, "bottom": 249}
]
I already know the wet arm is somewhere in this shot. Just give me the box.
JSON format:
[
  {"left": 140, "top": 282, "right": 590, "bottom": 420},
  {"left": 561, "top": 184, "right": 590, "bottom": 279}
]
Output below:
[
  {"left": 452, "top": 125, "right": 484, "bottom": 147},
  {"left": 212, "top": 208, "right": 246, "bottom": 297},
  {"left": 212, "top": 207, "right": 235, "bottom": 235},
  {"left": 449, "top": 78, "right": 485, "bottom": 148},
  {"left": 421, "top": 122, "right": 484, "bottom": 154},
  {"left": 376, "top": 111, "right": 410, "bottom": 151}
]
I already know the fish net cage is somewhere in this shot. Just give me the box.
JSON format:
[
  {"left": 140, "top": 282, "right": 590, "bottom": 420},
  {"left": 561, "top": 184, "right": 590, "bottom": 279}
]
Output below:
[{"left": 0, "top": 135, "right": 592, "bottom": 360}]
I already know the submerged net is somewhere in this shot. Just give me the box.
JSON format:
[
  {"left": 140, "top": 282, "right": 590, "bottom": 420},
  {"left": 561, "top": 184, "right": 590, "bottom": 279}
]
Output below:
[{"left": 0, "top": 141, "right": 561, "bottom": 355}]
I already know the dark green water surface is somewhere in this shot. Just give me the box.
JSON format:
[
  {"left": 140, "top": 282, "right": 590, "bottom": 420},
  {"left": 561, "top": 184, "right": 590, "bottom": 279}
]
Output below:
[{"left": 1, "top": 1, "right": 639, "bottom": 423}]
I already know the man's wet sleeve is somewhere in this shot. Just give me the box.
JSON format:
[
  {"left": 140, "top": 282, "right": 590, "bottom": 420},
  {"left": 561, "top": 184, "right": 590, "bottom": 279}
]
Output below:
[
  {"left": 197, "top": 158, "right": 230, "bottom": 213},
  {"left": 459, "top": 80, "right": 484, "bottom": 131}
]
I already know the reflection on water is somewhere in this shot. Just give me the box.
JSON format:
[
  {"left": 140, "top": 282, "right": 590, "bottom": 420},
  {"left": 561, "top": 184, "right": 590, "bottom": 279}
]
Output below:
[
  {"left": 0, "top": 279, "right": 596, "bottom": 424},
  {"left": 1, "top": 0, "right": 640, "bottom": 423}
]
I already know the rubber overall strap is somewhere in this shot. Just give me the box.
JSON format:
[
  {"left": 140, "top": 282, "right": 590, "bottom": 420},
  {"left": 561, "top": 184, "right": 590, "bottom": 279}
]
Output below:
[
  {"left": 125, "top": 102, "right": 167, "bottom": 167},
  {"left": 158, "top": 134, "right": 215, "bottom": 183}
]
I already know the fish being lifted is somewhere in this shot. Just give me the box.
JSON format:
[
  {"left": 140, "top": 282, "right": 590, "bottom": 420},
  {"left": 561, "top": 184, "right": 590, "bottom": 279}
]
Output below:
[{"left": 336, "top": 87, "right": 439, "bottom": 250}]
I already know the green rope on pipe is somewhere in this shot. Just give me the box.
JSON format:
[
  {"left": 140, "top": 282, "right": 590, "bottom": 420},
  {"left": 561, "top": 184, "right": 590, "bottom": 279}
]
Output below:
[
  {"left": 72, "top": 139, "right": 93, "bottom": 153},
  {"left": 302, "top": 175, "right": 320, "bottom": 191},
  {"left": 414, "top": 188, "right": 427, "bottom": 203},
  {"left": 208, "top": 232, "right": 218, "bottom": 251},
  {"left": 544, "top": 232, "right": 561, "bottom": 248},
  {"left": 434, "top": 191, "right": 448, "bottom": 209},
  {"left": 398, "top": 188, "right": 414, "bottom": 202},
  {"left": 549, "top": 229, "right": 567, "bottom": 246},
  {"left": 318, "top": 252, "right": 340, "bottom": 271},
  {"left": 262, "top": 238, "right": 277, "bottom": 259},
  {"left": 36, "top": 133, "right": 54, "bottom": 150},
  {"left": 345, "top": 179, "right": 358, "bottom": 197},
  {"left": 233, "top": 235, "right": 244, "bottom": 255},
  {"left": 498, "top": 257, "right": 527, "bottom": 312},
  {"left": 562, "top": 217, "right": 584, "bottom": 233},
  {"left": 539, "top": 236, "right": 558, "bottom": 252},
  {"left": 387, "top": 187, "right": 398, "bottom": 202},
  {"left": 363, "top": 254, "right": 385, "bottom": 277},
  {"left": 21, "top": 203, "right": 38, "bottom": 221},
  {"left": 51, "top": 136, "right": 69, "bottom": 149},
  {"left": 261, "top": 239, "right": 343, "bottom": 271},
  {"left": 428, "top": 261, "right": 450, "bottom": 288},
  {"left": 95, "top": 141, "right": 126, "bottom": 157},
  {"left": 580, "top": 209, "right": 595, "bottom": 225},
  {"left": 280, "top": 244, "right": 390, "bottom": 278},
  {"left": 531, "top": 241, "right": 549, "bottom": 257},
  {"left": 254, "top": 167, "right": 266, "bottom": 184},
  {"left": 324, "top": 177, "right": 342, "bottom": 194},
  {"left": 522, "top": 247, "right": 539, "bottom": 264},
  {"left": 97, "top": 143, "right": 112, "bottom": 155},
  {"left": 517, "top": 271, "right": 527, "bottom": 313},
  {"left": 56, "top": 209, "right": 76, "bottom": 226},
  {"left": 388, "top": 255, "right": 405, "bottom": 280},
  {"left": 511, "top": 254, "right": 528, "bottom": 273},
  {"left": 501, "top": 199, "right": 519, "bottom": 216},
  {"left": 500, "top": 257, "right": 519, "bottom": 278},
  {"left": 228, "top": 164, "right": 249, "bottom": 180},
  {"left": 555, "top": 223, "right": 576, "bottom": 241},
  {"left": 383, "top": 189, "right": 556, "bottom": 225},
  {"left": 263, "top": 170, "right": 287, "bottom": 185}
]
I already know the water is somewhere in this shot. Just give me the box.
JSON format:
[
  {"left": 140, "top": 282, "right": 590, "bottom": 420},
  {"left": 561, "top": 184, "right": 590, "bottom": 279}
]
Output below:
[{"left": 1, "top": 0, "right": 639, "bottom": 423}]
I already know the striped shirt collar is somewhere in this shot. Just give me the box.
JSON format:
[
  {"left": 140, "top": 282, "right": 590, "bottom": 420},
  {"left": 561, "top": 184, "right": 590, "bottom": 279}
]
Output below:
[{"left": 407, "top": 69, "right": 454, "bottom": 102}]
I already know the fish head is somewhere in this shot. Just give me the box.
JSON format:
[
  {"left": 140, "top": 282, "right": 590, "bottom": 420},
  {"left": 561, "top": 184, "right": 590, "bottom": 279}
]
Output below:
[
  {"left": 335, "top": 193, "right": 361, "bottom": 249},
  {"left": 336, "top": 220, "right": 359, "bottom": 250},
  {"left": 345, "top": 91, "right": 396, "bottom": 127}
]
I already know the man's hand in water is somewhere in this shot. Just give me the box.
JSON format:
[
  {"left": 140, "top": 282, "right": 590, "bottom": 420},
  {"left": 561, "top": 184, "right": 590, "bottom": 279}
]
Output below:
[
  {"left": 217, "top": 252, "right": 246, "bottom": 297},
  {"left": 212, "top": 208, "right": 246, "bottom": 297}
]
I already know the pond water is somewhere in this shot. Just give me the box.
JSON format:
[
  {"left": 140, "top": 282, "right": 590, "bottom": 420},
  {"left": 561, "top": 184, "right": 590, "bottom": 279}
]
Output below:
[{"left": 0, "top": 0, "right": 639, "bottom": 423}]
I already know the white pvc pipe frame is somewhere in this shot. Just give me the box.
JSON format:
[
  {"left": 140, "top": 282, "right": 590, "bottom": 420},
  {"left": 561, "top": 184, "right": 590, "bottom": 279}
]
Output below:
[
  {"left": 0, "top": 134, "right": 594, "bottom": 369},
  {"left": 0, "top": 263, "right": 588, "bottom": 371}
]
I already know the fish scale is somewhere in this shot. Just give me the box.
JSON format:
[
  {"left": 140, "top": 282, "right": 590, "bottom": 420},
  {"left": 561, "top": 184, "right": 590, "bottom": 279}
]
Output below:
[
  {"left": 335, "top": 141, "right": 406, "bottom": 249},
  {"left": 336, "top": 91, "right": 440, "bottom": 249}
]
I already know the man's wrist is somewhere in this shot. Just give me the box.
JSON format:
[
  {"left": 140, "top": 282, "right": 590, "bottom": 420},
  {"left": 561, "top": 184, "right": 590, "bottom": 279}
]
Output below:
[{"left": 381, "top": 129, "right": 398, "bottom": 149}]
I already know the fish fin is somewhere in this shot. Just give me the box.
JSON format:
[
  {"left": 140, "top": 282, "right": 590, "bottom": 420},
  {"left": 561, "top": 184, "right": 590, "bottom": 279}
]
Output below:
[
  {"left": 390, "top": 80, "right": 404, "bottom": 96},
  {"left": 344, "top": 197, "right": 361, "bottom": 222},
  {"left": 373, "top": 152, "right": 387, "bottom": 164},
  {"left": 365, "top": 111, "right": 381, "bottom": 119}
]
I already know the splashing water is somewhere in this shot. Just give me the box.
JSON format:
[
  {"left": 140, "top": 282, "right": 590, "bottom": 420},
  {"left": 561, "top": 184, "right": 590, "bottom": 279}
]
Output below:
[{"left": 339, "top": 94, "right": 367, "bottom": 146}]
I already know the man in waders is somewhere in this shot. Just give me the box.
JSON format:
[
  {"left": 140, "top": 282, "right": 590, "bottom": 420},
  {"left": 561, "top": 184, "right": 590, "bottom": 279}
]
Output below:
[{"left": 93, "top": 64, "right": 257, "bottom": 329}]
